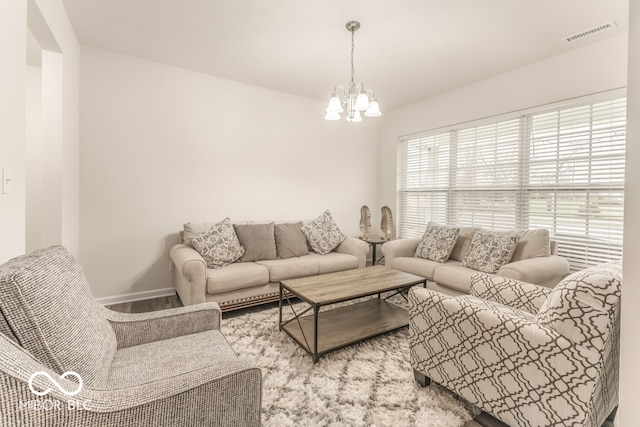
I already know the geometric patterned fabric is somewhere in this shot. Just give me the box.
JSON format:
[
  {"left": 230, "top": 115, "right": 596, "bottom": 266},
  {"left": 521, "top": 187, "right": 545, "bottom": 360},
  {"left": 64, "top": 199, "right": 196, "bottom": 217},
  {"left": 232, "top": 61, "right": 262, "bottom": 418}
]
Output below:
[
  {"left": 409, "top": 262, "right": 621, "bottom": 427},
  {"left": 469, "top": 273, "right": 551, "bottom": 315}
]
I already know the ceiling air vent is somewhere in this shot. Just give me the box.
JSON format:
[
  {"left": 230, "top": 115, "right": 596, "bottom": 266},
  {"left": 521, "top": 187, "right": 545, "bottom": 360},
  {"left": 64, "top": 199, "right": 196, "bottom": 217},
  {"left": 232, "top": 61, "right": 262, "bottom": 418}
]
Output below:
[{"left": 564, "top": 21, "right": 617, "bottom": 43}]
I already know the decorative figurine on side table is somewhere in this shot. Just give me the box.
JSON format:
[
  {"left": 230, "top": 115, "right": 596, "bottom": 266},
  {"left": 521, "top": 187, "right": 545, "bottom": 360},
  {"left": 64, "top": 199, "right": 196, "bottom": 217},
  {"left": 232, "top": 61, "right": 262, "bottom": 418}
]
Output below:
[
  {"left": 381, "top": 206, "right": 394, "bottom": 241},
  {"left": 359, "top": 205, "right": 371, "bottom": 239}
]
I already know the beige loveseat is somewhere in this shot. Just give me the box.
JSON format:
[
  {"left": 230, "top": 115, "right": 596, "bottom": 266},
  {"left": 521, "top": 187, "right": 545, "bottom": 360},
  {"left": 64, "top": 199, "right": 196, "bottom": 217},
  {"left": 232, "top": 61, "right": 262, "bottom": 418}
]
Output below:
[
  {"left": 170, "top": 219, "right": 369, "bottom": 311},
  {"left": 382, "top": 227, "right": 570, "bottom": 295}
]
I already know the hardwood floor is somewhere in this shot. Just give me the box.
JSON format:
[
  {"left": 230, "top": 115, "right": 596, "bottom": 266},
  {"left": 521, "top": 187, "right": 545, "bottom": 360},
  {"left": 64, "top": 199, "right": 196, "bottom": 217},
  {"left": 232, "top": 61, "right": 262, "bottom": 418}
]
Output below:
[{"left": 106, "top": 294, "right": 182, "bottom": 313}]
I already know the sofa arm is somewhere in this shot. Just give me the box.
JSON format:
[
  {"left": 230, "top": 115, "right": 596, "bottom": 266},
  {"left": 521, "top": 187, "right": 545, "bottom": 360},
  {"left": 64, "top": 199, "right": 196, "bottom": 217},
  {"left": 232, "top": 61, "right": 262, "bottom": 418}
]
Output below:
[
  {"left": 497, "top": 255, "right": 569, "bottom": 287},
  {"left": 336, "top": 236, "right": 370, "bottom": 268},
  {"left": 101, "top": 302, "right": 222, "bottom": 349},
  {"left": 170, "top": 244, "right": 207, "bottom": 305},
  {"left": 381, "top": 238, "right": 420, "bottom": 268},
  {"left": 469, "top": 273, "right": 552, "bottom": 314}
]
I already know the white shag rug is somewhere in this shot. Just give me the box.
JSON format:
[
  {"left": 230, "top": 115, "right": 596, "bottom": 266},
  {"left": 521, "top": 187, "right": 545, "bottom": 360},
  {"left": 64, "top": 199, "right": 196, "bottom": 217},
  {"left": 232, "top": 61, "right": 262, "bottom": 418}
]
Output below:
[{"left": 221, "top": 297, "right": 481, "bottom": 427}]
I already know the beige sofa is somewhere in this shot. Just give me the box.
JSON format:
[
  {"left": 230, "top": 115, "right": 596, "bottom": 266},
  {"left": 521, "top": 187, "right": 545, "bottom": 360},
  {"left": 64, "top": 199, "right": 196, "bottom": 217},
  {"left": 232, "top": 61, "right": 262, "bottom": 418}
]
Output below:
[
  {"left": 170, "top": 220, "right": 369, "bottom": 311},
  {"left": 382, "top": 227, "right": 569, "bottom": 295}
]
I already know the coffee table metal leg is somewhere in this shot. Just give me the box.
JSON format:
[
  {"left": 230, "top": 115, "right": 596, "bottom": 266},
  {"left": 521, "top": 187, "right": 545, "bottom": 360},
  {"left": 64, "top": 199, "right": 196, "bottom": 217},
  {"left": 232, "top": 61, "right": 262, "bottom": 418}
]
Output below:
[
  {"left": 278, "top": 284, "right": 283, "bottom": 331},
  {"left": 313, "top": 305, "right": 320, "bottom": 363}
]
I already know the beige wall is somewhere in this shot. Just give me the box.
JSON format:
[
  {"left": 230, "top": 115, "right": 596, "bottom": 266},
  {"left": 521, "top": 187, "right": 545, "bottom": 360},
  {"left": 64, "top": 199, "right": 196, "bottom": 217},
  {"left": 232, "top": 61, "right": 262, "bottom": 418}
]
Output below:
[{"left": 79, "top": 46, "right": 381, "bottom": 299}]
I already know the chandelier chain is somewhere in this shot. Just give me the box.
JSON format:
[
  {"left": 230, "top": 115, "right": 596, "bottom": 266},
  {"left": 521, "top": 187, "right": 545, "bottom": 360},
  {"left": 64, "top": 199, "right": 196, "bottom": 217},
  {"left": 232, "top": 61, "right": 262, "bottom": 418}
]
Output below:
[{"left": 350, "top": 28, "right": 355, "bottom": 86}]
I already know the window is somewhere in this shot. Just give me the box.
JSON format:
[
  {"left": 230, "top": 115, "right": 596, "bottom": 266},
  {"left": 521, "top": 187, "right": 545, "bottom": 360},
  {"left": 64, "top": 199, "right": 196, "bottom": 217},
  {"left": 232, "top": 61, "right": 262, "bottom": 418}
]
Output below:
[{"left": 398, "top": 96, "right": 626, "bottom": 271}]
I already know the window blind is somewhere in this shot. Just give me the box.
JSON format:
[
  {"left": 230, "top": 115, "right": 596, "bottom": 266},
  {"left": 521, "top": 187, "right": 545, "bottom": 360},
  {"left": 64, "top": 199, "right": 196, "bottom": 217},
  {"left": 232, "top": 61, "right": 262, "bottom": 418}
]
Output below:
[{"left": 397, "top": 96, "right": 626, "bottom": 271}]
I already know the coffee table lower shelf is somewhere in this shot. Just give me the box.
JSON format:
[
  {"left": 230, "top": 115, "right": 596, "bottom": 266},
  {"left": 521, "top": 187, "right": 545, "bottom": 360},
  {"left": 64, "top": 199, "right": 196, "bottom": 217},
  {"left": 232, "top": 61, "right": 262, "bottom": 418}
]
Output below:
[{"left": 281, "top": 298, "right": 408, "bottom": 362}]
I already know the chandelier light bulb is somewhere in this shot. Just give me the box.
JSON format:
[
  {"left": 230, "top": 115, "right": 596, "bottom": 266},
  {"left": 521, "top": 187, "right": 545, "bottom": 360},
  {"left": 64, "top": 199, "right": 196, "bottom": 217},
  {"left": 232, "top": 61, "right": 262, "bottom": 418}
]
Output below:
[
  {"left": 364, "top": 100, "right": 381, "bottom": 117},
  {"left": 324, "top": 111, "right": 341, "bottom": 120},
  {"left": 326, "top": 95, "right": 344, "bottom": 113},
  {"left": 355, "top": 91, "right": 370, "bottom": 111}
]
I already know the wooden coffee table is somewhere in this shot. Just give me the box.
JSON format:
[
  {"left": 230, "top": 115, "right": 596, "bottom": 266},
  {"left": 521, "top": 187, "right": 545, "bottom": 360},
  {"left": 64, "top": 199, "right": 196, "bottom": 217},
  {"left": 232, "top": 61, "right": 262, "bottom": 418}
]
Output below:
[{"left": 278, "top": 266, "right": 426, "bottom": 363}]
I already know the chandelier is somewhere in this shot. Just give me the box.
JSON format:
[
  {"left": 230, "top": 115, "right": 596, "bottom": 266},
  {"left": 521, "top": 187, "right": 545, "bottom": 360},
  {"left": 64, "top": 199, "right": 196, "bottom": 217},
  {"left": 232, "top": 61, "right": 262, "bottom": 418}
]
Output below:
[{"left": 324, "top": 21, "right": 381, "bottom": 122}]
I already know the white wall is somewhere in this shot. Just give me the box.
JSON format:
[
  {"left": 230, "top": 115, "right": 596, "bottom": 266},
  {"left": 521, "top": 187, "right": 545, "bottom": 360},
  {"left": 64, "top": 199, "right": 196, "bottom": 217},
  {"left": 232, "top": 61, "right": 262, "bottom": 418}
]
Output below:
[
  {"left": 79, "top": 46, "right": 381, "bottom": 299},
  {"left": 0, "top": 0, "right": 79, "bottom": 264},
  {"left": 377, "top": 34, "right": 629, "bottom": 218},
  {"left": 31, "top": 0, "right": 81, "bottom": 256},
  {"left": 619, "top": 1, "right": 640, "bottom": 424},
  {"left": 0, "top": 0, "right": 27, "bottom": 263},
  {"left": 26, "top": 65, "right": 43, "bottom": 253}
]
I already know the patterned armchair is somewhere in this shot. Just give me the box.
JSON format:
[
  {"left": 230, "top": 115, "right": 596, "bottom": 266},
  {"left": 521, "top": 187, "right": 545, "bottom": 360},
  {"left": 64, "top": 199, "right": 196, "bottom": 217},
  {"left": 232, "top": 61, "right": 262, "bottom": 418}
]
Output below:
[
  {"left": 0, "top": 246, "right": 262, "bottom": 426},
  {"left": 409, "top": 263, "right": 621, "bottom": 427}
]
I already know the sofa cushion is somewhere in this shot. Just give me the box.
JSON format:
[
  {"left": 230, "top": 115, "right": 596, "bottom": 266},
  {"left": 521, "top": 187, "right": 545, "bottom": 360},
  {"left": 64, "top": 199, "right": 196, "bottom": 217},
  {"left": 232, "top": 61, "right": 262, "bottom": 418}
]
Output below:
[
  {"left": 206, "top": 262, "right": 270, "bottom": 294},
  {"left": 449, "top": 227, "right": 481, "bottom": 262},
  {"left": 307, "top": 252, "right": 358, "bottom": 274},
  {"left": 414, "top": 222, "right": 460, "bottom": 263},
  {"left": 433, "top": 263, "right": 477, "bottom": 294},
  {"left": 301, "top": 210, "right": 346, "bottom": 255},
  {"left": 391, "top": 257, "right": 443, "bottom": 281},
  {"left": 274, "top": 222, "right": 309, "bottom": 259},
  {"left": 462, "top": 230, "right": 521, "bottom": 274},
  {"left": 234, "top": 222, "right": 277, "bottom": 262},
  {"left": 510, "top": 229, "right": 551, "bottom": 261},
  {"left": 190, "top": 218, "right": 245, "bottom": 269},
  {"left": 256, "top": 256, "right": 319, "bottom": 282},
  {"left": 0, "top": 246, "right": 117, "bottom": 388},
  {"left": 107, "top": 329, "right": 237, "bottom": 388}
]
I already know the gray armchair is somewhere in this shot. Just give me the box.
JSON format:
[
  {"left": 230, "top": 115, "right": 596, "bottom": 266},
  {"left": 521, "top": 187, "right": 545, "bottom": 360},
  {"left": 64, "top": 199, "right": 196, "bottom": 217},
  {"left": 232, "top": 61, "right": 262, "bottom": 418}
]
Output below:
[
  {"left": 409, "top": 263, "right": 621, "bottom": 427},
  {"left": 0, "top": 245, "right": 261, "bottom": 426}
]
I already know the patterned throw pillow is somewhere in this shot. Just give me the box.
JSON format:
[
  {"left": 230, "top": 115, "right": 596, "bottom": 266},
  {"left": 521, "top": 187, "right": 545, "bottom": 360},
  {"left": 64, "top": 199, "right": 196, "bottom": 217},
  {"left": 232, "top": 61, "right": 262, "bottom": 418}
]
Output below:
[
  {"left": 301, "top": 210, "right": 347, "bottom": 255},
  {"left": 414, "top": 222, "right": 460, "bottom": 263},
  {"left": 462, "top": 230, "right": 520, "bottom": 274},
  {"left": 190, "top": 218, "right": 245, "bottom": 269}
]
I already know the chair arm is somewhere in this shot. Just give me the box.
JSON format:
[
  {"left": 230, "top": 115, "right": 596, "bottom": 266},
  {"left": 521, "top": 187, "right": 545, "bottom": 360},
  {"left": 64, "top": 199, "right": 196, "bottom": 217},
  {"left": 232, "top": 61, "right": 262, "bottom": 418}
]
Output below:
[
  {"left": 101, "top": 302, "right": 221, "bottom": 349},
  {"left": 469, "top": 273, "right": 551, "bottom": 314},
  {"left": 0, "top": 334, "right": 261, "bottom": 426},
  {"left": 169, "top": 244, "right": 207, "bottom": 305},
  {"left": 335, "top": 236, "right": 370, "bottom": 268},
  {"left": 381, "top": 238, "right": 420, "bottom": 268},
  {"left": 497, "top": 255, "right": 569, "bottom": 287}
]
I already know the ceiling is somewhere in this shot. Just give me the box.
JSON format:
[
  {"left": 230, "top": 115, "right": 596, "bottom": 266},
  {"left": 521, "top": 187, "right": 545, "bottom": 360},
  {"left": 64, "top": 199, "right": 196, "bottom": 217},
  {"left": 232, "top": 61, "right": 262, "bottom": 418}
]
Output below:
[{"left": 60, "top": 0, "right": 628, "bottom": 110}]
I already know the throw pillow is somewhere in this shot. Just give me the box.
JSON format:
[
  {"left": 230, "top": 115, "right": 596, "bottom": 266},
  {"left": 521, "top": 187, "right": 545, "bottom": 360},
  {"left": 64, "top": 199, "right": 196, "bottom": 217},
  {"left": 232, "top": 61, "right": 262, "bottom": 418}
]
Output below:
[
  {"left": 301, "top": 210, "right": 347, "bottom": 255},
  {"left": 182, "top": 222, "right": 216, "bottom": 245},
  {"left": 275, "top": 222, "right": 309, "bottom": 259},
  {"left": 190, "top": 218, "right": 245, "bottom": 269},
  {"left": 510, "top": 229, "right": 551, "bottom": 261},
  {"left": 414, "top": 222, "right": 460, "bottom": 263},
  {"left": 233, "top": 223, "right": 277, "bottom": 262},
  {"left": 462, "top": 230, "right": 521, "bottom": 274}
]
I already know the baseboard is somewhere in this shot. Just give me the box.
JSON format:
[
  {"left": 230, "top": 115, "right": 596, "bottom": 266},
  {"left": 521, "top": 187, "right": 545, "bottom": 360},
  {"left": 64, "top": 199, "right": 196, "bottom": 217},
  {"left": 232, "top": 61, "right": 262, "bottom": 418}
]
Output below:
[{"left": 96, "top": 287, "right": 176, "bottom": 306}]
